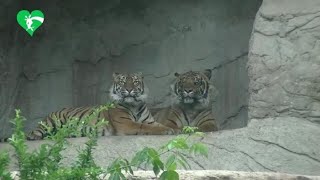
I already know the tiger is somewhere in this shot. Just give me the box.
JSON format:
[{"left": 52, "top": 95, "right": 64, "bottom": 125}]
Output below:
[
  {"left": 153, "top": 69, "right": 219, "bottom": 133},
  {"left": 0, "top": 72, "right": 174, "bottom": 142}
]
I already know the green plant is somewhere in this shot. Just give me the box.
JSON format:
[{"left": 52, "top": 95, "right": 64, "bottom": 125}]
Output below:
[
  {"left": 0, "top": 106, "right": 209, "bottom": 180},
  {"left": 0, "top": 151, "right": 11, "bottom": 179},
  {"left": 106, "top": 126, "right": 208, "bottom": 180}
]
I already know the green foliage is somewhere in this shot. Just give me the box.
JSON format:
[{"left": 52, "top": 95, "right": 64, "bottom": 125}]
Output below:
[
  {"left": 1, "top": 105, "right": 209, "bottom": 180},
  {"left": 0, "top": 151, "right": 11, "bottom": 180},
  {"left": 106, "top": 125, "right": 208, "bottom": 179},
  {"left": 159, "top": 170, "right": 179, "bottom": 180}
]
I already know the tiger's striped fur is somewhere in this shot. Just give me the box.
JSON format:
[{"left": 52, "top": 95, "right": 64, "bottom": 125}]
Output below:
[
  {"left": 153, "top": 69, "right": 219, "bottom": 132},
  {"left": 0, "top": 72, "right": 174, "bottom": 142},
  {"left": 25, "top": 106, "right": 111, "bottom": 140}
]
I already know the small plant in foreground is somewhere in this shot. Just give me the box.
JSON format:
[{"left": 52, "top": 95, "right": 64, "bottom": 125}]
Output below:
[
  {"left": 106, "top": 126, "right": 208, "bottom": 180},
  {"left": 0, "top": 151, "right": 11, "bottom": 179},
  {"left": 0, "top": 105, "right": 208, "bottom": 180}
]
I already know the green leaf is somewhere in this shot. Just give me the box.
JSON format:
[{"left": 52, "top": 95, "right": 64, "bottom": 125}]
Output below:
[
  {"left": 182, "top": 126, "right": 198, "bottom": 134},
  {"left": 109, "top": 172, "right": 120, "bottom": 180},
  {"left": 190, "top": 143, "right": 208, "bottom": 158},
  {"left": 167, "top": 162, "right": 177, "bottom": 171},
  {"left": 165, "top": 154, "right": 176, "bottom": 170},
  {"left": 165, "top": 137, "right": 189, "bottom": 151},
  {"left": 194, "top": 131, "right": 205, "bottom": 137},
  {"left": 147, "top": 148, "right": 159, "bottom": 159},
  {"left": 176, "top": 158, "right": 187, "bottom": 170},
  {"left": 131, "top": 148, "right": 149, "bottom": 167},
  {"left": 119, "top": 172, "right": 127, "bottom": 180},
  {"left": 159, "top": 170, "right": 179, "bottom": 180},
  {"left": 153, "top": 163, "right": 160, "bottom": 176},
  {"left": 152, "top": 158, "right": 164, "bottom": 176},
  {"left": 176, "top": 153, "right": 191, "bottom": 170},
  {"left": 124, "top": 159, "right": 134, "bottom": 175}
]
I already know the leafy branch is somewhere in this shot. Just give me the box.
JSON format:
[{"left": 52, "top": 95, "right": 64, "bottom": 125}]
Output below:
[{"left": 0, "top": 106, "right": 209, "bottom": 180}]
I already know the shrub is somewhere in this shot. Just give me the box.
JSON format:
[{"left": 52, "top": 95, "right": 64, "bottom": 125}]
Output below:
[{"left": 0, "top": 106, "right": 208, "bottom": 180}]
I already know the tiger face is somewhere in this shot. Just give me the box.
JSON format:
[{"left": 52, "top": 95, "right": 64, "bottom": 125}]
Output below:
[
  {"left": 110, "top": 72, "right": 147, "bottom": 104},
  {"left": 173, "top": 69, "right": 212, "bottom": 105}
]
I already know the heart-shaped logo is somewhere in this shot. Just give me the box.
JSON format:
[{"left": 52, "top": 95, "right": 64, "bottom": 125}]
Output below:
[{"left": 17, "top": 10, "right": 44, "bottom": 36}]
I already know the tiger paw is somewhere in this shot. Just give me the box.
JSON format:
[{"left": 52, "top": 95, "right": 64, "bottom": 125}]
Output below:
[
  {"left": 173, "top": 128, "right": 182, "bottom": 134},
  {"left": 168, "top": 128, "right": 175, "bottom": 135},
  {"left": 26, "top": 132, "right": 43, "bottom": 140}
]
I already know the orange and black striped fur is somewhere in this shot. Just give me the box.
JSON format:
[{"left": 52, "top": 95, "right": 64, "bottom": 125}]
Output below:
[
  {"left": 103, "top": 72, "right": 174, "bottom": 136},
  {"left": 0, "top": 72, "right": 174, "bottom": 142},
  {"left": 153, "top": 69, "right": 219, "bottom": 133}
]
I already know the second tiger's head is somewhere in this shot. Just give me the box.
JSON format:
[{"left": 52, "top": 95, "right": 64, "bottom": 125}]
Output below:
[
  {"left": 173, "top": 69, "right": 212, "bottom": 105},
  {"left": 110, "top": 72, "right": 148, "bottom": 105}
]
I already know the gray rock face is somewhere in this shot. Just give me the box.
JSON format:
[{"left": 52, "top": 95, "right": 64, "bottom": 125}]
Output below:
[
  {"left": 0, "top": 0, "right": 22, "bottom": 138},
  {"left": 126, "top": 170, "right": 320, "bottom": 180},
  {"left": 0, "top": 0, "right": 261, "bottom": 137},
  {"left": 1, "top": 0, "right": 320, "bottom": 177},
  {"left": 10, "top": 170, "right": 320, "bottom": 180},
  {"left": 248, "top": 0, "right": 320, "bottom": 123},
  {"left": 1, "top": 117, "right": 319, "bottom": 175}
]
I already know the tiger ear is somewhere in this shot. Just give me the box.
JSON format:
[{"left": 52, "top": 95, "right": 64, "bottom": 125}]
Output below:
[
  {"left": 135, "top": 72, "right": 143, "bottom": 78},
  {"left": 174, "top": 72, "right": 180, "bottom": 77},
  {"left": 203, "top": 69, "right": 212, "bottom": 80},
  {"left": 113, "top": 72, "right": 119, "bottom": 79}
]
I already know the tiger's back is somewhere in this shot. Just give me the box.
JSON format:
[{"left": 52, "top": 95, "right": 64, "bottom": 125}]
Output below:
[
  {"left": 104, "top": 104, "right": 175, "bottom": 135},
  {"left": 26, "top": 106, "right": 112, "bottom": 140},
  {"left": 0, "top": 72, "right": 174, "bottom": 142}
]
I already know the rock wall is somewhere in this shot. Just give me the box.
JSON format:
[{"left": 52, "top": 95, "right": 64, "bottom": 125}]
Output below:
[
  {"left": 0, "top": 0, "right": 261, "bottom": 137},
  {"left": 1, "top": 0, "right": 320, "bottom": 176},
  {"left": 248, "top": 0, "right": 320, "bottom": 123},
  {"left": 1, "top": 117, "right": 319, "bottom": 175},
  {"left": 9, "top": 170, "right": 320, "bottom": 180},
  {"left": 0, "top": 0, "right": 22, "bottom": 138}
]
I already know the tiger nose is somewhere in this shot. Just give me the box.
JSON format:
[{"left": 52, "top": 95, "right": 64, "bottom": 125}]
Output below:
[
  {"left": 121, "top": 90, "right": 129, "bottom": 95},
  {"left": 124, "top": 86, "right": 133, "bottom": 93},
  {"left": 184, "top": 89, "right": 193, "bottom": 93}
]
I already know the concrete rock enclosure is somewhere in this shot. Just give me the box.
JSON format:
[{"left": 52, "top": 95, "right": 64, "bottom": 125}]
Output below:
[
  {"left": 0, "top": 0, "right": 261, "bottom": 136},
  {"left": 1, "top": 0, "right": 320, "bottom": 177},
  {"left": 248, "top": 0, "right": 320, "bottom": 123}
]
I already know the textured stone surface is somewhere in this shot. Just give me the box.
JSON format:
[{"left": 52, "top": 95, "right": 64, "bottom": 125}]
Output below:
[
  {"left": 248, "top": 0, "right": 320, "bottom": 123},
  {"left": 9, "top": 170, "right": 320, "bottom": 180},
  {"left": 0, "top": 0, "right": 22, "bottom": 138},
  {"left": 125, "top": 170, "right": 320, "bottom": 180},
  {"left": 0, "top": 0, "right": 261, "bottom": 137},
  {"left": 2, "top": 0, "right": 320, "bottom": 177},
  {"left": 1, "top": 117, "right": 319, "bottom": 175}
]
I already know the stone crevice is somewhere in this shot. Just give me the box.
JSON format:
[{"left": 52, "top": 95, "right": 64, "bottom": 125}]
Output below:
[
  {"left": 109, "top": 36, "right": 152, "bottom": 58},
  {"left": 254, "top": 28, "right": 279, "bottom": 37},
  {"left": 237, "top": 150, "right": 276, "bottom": 172},
  {"left": 204, "top": 142, "right": 275, "bottom": 172},
  {"left": 73, "top": 56, "right": 109, "bottom": 66},
  {"left": 249, "top": 137, "right": 320, "bottom": 164},
  {"left": 211, "top": 52, "right": 248, "bottom": 71},
  {"left": 179, "top": 152, "right": 206, "bottom": 170},
  {"left": 21, "top": 69, "right": 67, "bottom": 81},
  {"left": 220, "top": 105, "right": 248, "bottom": 128},
  {"left": 280, "top": 85, "right": 320, "bottom": 101},
  {"left": 144, "top": 72, "right": 171, "bottom": 79},
  {"left": 286, "top": 14, "right": 320, "bottom": 35}
]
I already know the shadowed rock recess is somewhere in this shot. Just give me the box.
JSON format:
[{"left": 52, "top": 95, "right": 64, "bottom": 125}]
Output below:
[
  {"left": 0, "top": 0, "right": 260, "bottom": 137},
  {"left": 1, "top": 0, "right": 320, "bottom": 178}
]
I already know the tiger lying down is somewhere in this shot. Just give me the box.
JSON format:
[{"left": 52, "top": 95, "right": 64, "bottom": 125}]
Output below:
[
  {"left": 153, "top": 69, "right": 219, "bottom": 133},
  {"left": 1, "top": 72, "right": 175, "bottom": 142}
]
